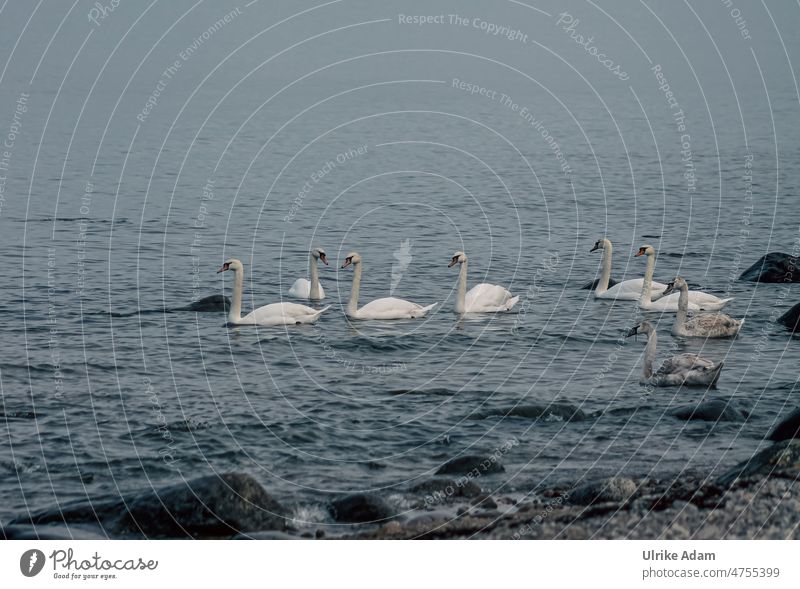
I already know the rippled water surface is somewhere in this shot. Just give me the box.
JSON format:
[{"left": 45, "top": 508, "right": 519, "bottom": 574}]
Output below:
[{"left": 1, "top": 0, "right": 799, "bottom": 531}]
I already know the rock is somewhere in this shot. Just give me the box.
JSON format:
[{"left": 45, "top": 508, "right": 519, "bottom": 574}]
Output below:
[
  {"left": 778, "top": 303, "right": 800, "bottom": 332},
  {"left": 470, "top": 494, "right": 498, "bottom": 510},
  {"left": 435, "top": 455, "right": 505, "bottom": 476},
  {"left": 410, "top": 477, "right": 482, "bottom": 500},
  {"left": 670, "top": 400, "right": 746, "bottom": 422},
  {"left": 581, "top": 277, "right": 618, "bottom": 290},
  {"left": 472, "top": 402, "right": 589, "bottom": 422},
  {"left": 1, "top": 524, "right": 106, "bottom": 540},
  {"left": 717, "top": 439, "right": 800, "bottom": 486},
  {"left": 739, "top": 252, "right": 799, "bottom": 283},
  {"left": 330, "top": 493, "right": 394, "bottom": 523},
  {"left": 13, "top": 472, "right": 288, "bottom": 538},
  {"left": 569, "top": 477, "right": 637, "bottom": 506},
  {"left": 232, "top": 530, "right": 297, "bottom": 540},
  {"left": 767, "top": 408, "right": 800, "bottom": 441},
  {"left": 178, "top": 294, "right": 231, "bottom": 312}
]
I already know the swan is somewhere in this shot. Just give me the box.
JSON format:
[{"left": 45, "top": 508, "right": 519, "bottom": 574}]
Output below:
[
  {"left": 663, "top": 276, "right": 744, "bottom": 337},
  {"left": 626, "top": 321, "right": 724, "bottom": 387},
  {"left": 635, "top": 245, "right": 731, "bottom": 312},
  {"left": 287, "top": 247, "right": 327, "bottom": 300},
  {"left": 448, "top": 251, "right": 519, "bottom": 313},
  {"left": 340, "top": 252, "right": 436, "bottom": 320},
  {"left": 590, "top": 238, "right": 667, "bottom": 300},
  {"left": 217, "top": 259, "right": 329, "bottom": 326}
]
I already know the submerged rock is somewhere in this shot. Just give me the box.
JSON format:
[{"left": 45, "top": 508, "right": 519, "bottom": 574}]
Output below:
[
  {"left": 778, "top": 302, "right": 800, "bottom": 333},
  {"left": 717, "top": 439, "right": 800, "bottom": 486},
  {"left": 177, "top": 294, "right": 231, "bottom": 312},
  {"left": 473, "top": 402, "right": 589, "bottom": 422},
  {"left": 330, "top": 493, "right": 394, "bottom": 523},
  {"left": 739, "top": 252, "right": 799, "bottom": 283},
  {"left": 581, "top": 277, "right": 619, "bottom": 290},
  {"left": 569, "top": 477, "right": 637, "bottom": 506},
  {"left": 13, "top": 473, "right": 287, "bottom": 538},
  {"left": 435, "top": 455, "right": 505, "bottom": 476},
  {"left": 670, "top": 400, "right": 746, "bottom": 422},
  {"left": 1, "top": 524, "right": 107, "bottom": 540},
  {"left": 767, "top": 408, "right": 800, "bottom": 442}
]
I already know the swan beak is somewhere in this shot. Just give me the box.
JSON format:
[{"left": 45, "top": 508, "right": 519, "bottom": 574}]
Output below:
[
  {"left": 663, "top": 283, "right": 675, "bottom": 295},
  {"left": 634, "top": 248, "right": 645, "bottom": 257},
  {"left": 341, "top": 259, "right": 351, "bottom": 269},
  {"left": 216, "top": 265, "right": 227, "bottom": 273},
  {"left": 589, "top": 244, "right": 599, "bottom": 253},
  {"left": 320, "top": 253, "right": 328, "bottom": 265},
  {"left": 448, "top": 257, "right": 458, "bottom": 268},
  {"left": 625, "top": 326, "right": 639, "bottom": 338}
]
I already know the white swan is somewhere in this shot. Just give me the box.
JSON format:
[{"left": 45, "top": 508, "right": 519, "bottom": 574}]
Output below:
[
  {"left": 218, "top": 259, "right": 329, "bottom": 326},
  {"left": 663, "top": 276, "right": 744, "bottom": 338},
  {"left": 340, "top": 252, "right": 436, "bottom": 320},
  {"left": 287, "top": 247, "right": 327, "bottom": 300},
  {"left": 448, "top": 251, "right": 519, "bottom": 313},
  {"left": 635, "top": 245, "right": 731, "bottom": 312},
  {"left": 590, "top": 238, "right": 667, "bottom": 300},
  {"left": 626, "top": 321, "right": 724, "bottom": 387}
]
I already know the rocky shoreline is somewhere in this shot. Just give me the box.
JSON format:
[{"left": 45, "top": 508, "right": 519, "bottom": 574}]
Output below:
[{"left": 4, "top": 411, "right": 799, "bottom": 541}]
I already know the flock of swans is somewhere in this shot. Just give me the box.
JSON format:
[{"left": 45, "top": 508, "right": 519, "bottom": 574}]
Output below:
[{"left": 216, "top": 238, "right": 745, "bottom": 389}]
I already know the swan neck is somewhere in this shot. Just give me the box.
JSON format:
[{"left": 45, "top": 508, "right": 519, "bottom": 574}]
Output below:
[
  {"left": 640, "top": 254, "right": 656, "bottom": 304},
  {"left": 597, "top": 243, "right": 612, "bottom": 293},
  {"left": 228, "top": 267, "right": 244, "bottom": 324},
  {"left": 676, "top": 282, "right": 689, "bottom": 326},
  {"left": 643, "top": 329, "right": 657, "bottom": 379},
  {"left": 347, "top": 261, "right": 362, "bottom": 316},
  {"left": 309, "top": 254, "right": 320, "bottom": 299},
  {"left": 456, "top": 260, "right": 468, "bottom": 313}
]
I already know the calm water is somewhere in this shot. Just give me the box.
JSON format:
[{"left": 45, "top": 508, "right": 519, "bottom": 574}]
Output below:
[{"left": 1, "top": 0, "right": 799, "bottom": 532}]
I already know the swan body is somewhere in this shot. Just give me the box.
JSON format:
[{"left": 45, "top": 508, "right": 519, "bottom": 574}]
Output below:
[
  {"left": 635, "top": 245, "right": 731, "bottom": 312},
  {"left": 341, "top": 252, "right": 436, "bottom": 320},
  {"left": 590, "top": 238, "right": 667, "bottom": 300},
  {"left": 218, "top": 259, "right": 329, "bottom": 326},
  {"left": 663, "top": 277, "right": 744, "bottom": 338},
  {"left": 287, "top": 247, "right": 328, "bottom": 300},
  {"left": 627, "top": 321, "right": 724, "bottom": 387},
  {"left": 449, "top": 251, "right": 519, "bottom": 313}
]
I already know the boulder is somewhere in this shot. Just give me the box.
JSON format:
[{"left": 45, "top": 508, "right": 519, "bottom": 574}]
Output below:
[
  {"left": 778, "top": 302, "right": 800, "bottom": 332},
  {"left": 435, "top": 455, "right": 505, "bottom": 476},
  {"left": 717, "top": 439, "right": 800, "bottom": 486},
  {"left": 670, "top": 400, "right": 746, "bottom": 422},
  {"left": 13, "top": 473, "right": 288, "bottom": 538},
  {"left": 410, "top": 477, "right": 482, "bottom": 499},
  {"left": 1, "top": 524, "right": 106, "bottom": 540},
  {"left": 767, "top": 408, "right": 800, "bottom": 441},
  {"left": 178, "top": 294, "right": 231, "bottom": 312},
  {"left": 739, "top": 252, "right": 799, "bottom": 283},
  {"left": 330, "top": 493, "right": 394, "bottom": 523},
  {"left": 569, "top": 477, "right": 637, "bottom": 506}
]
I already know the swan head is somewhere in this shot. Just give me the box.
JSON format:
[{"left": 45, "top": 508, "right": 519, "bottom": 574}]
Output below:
[
  {"left": 448, "top": 251, "right": 467, "bottom": 268},
  {"left": 216, "top": 258, "right": 243, "bottom": 273},
  {"left": 635, "top": 244, "right": 655, "bottom": 257},
  {"left": 340, "top": 251, "right": 361, "bottom": 269},
  {"left": 311, "top": 247, "right": 328, "bottom": 265},
  {"left": 662, "top": 276, "right": 687, "bottom": 296},
  {"left": 589, "top": 238, "right": 610, "bottom": 253},
  {"left": 626, "top": 321, "right": 654, "bottom": 338}
]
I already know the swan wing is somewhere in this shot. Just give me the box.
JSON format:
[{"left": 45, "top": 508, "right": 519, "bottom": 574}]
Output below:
[
  {"left": 600, "top": 278, "right": 669, "bottom": 301},
  {"left": 640, "top": 292, "right": 701, "bottom": 312},
  {"left": 242, "top": 302, "right": 327, "bottom": 325},
  {"left": 465, "top": 283, "right": 518, "bottom": 311},
  {"left": 287, "top": 279, "right": 324, "bottom": 299},
  {"left": 356, "top": 297, "right": 435, "bottom": 319},
  {"left": 657, "top": 353, "right": 715, "bottom": 375},
  {"left": 683, "top": 313, "right": 743, "bottom": 337},
  {"left": 288, "top": 278, "right": 310, "bottom": 298}
]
